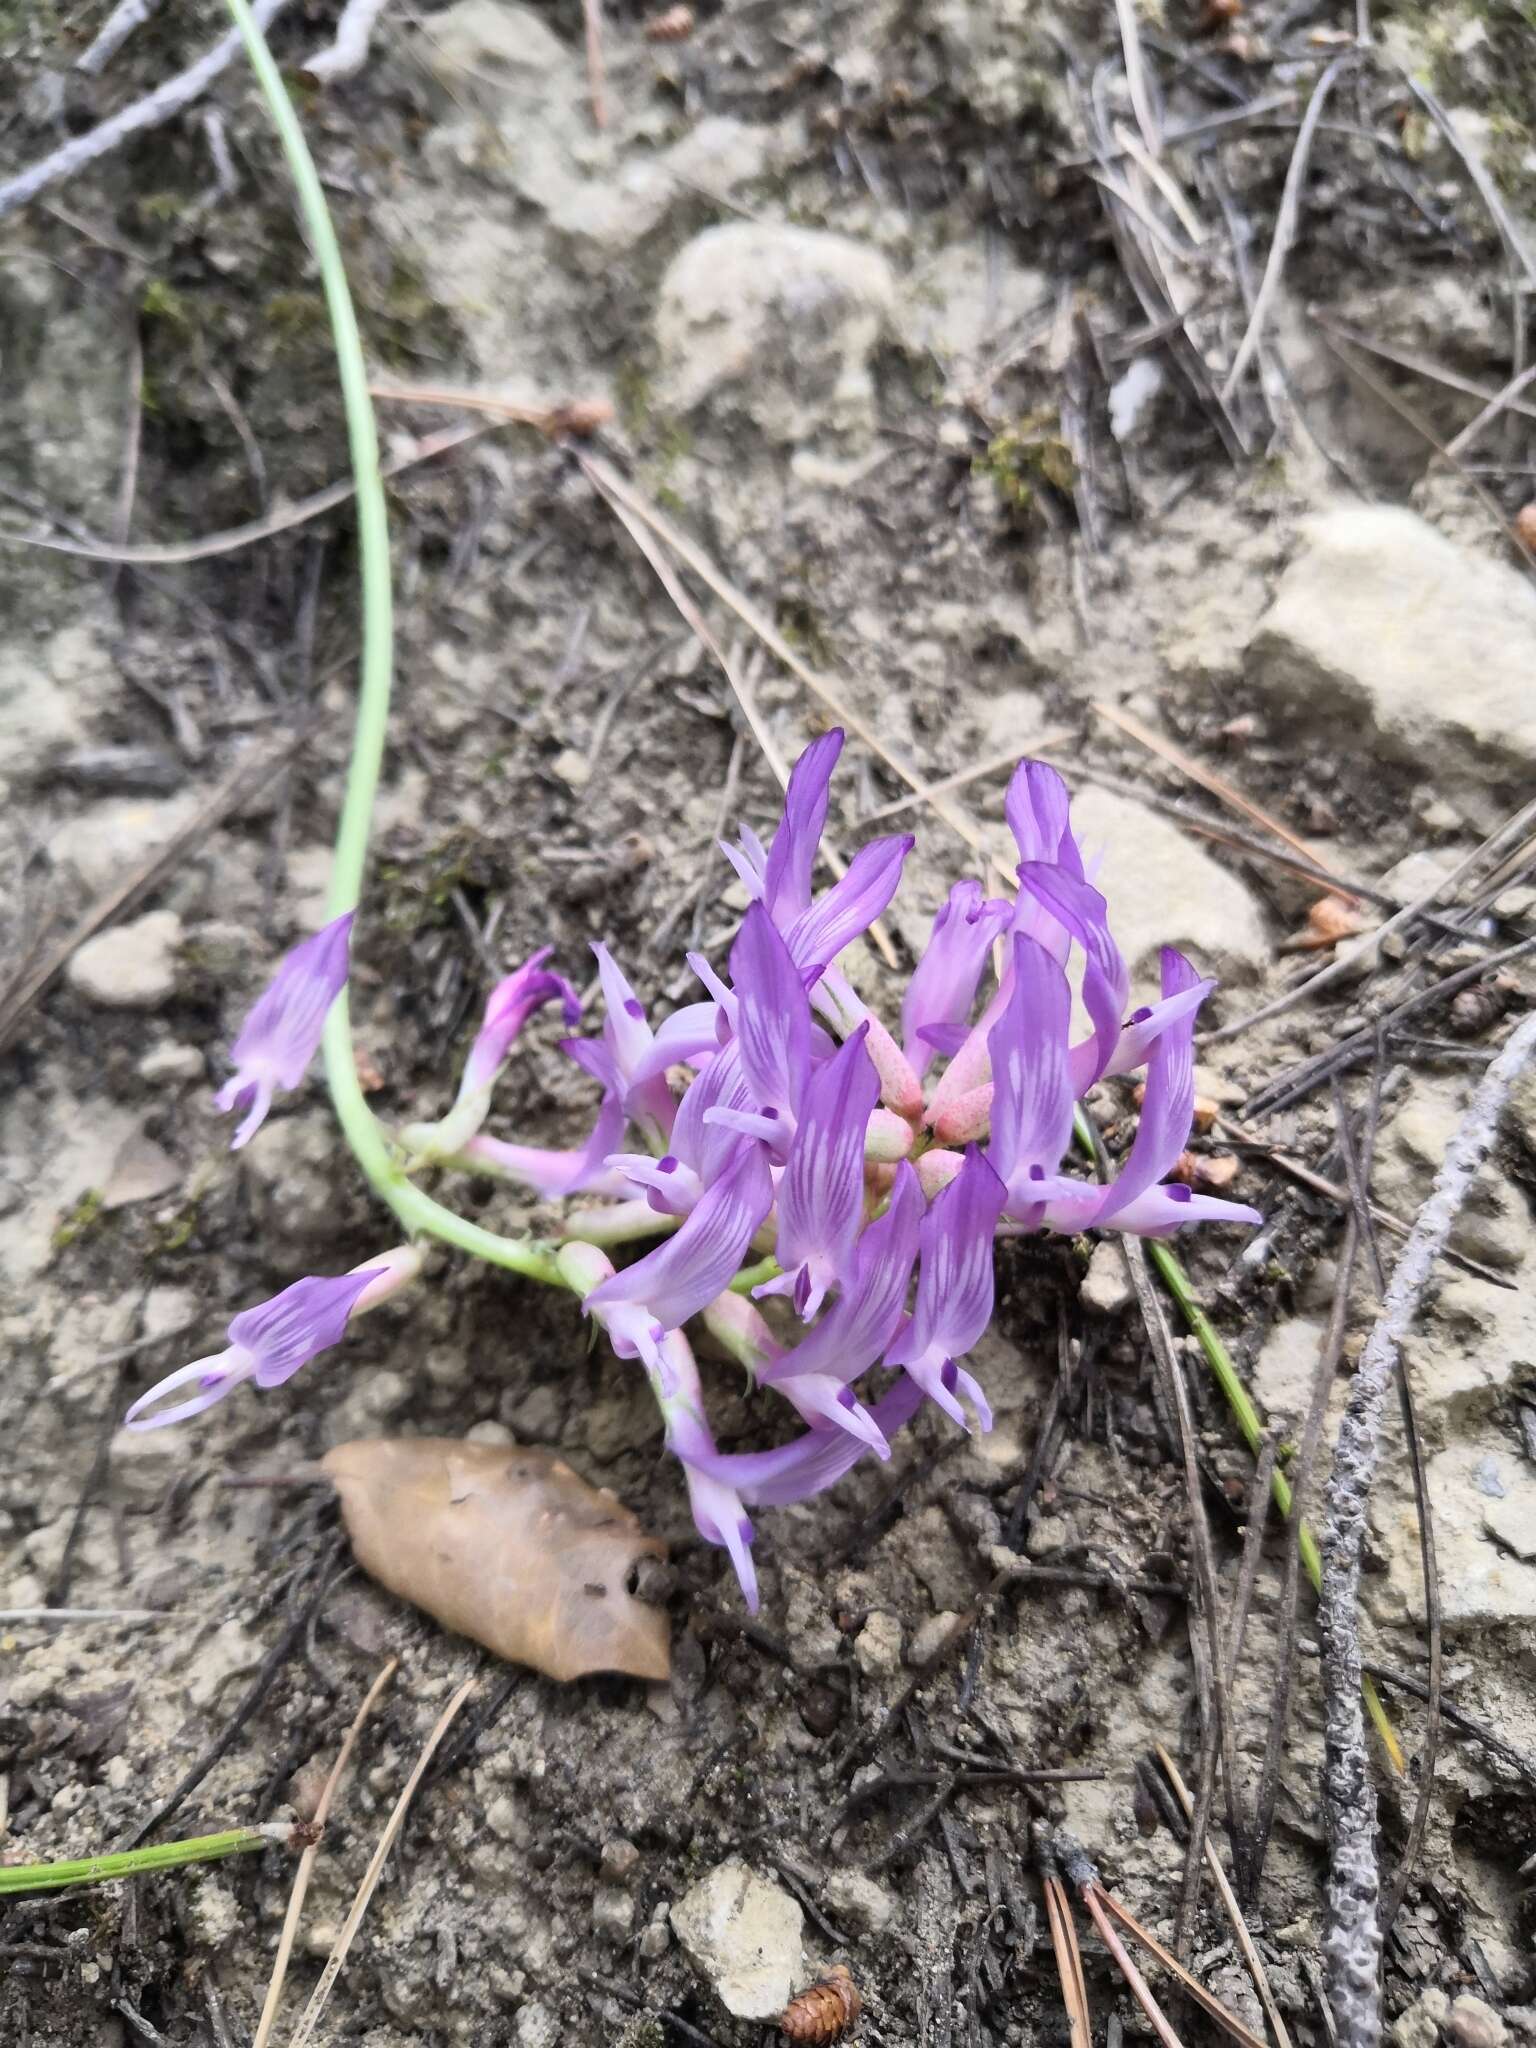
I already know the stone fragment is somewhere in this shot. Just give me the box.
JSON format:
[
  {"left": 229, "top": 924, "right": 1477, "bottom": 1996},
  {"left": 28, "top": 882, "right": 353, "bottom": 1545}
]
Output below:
[
  {"left": 1080, "top": 1240, "right": 1131, "bottom": 1317},
  {"left": 592, "top": 1886, "right": 636, "bottom": 1940},
  {"left": 1392, "top": 1986, "right": 1450, "bottom": 2048},
  {"left": 49, "top": 794, "right": 201, "bottom": 896},
  {"left": 1381, "top": 1441, "right": 1536, "bottom": 1623},
  {"left": 854, "top": 1610, "right": 904, "bottom": 1678},
  {"left": 1252, "top": 1316, "right": 1328, "bottom": 1422},
  {"left": 65, "top": 911, "right": 183, "bottom": 1010},
  {"left": 903, "top": 240, "right": 1048, "bottom": 368},
  {"left": 824, "top": 1868, "right": 898, "bottom": 1936},
  {"left": 656, "top": 223, "right": 896, "bottom": 445},
  {"left": 1248, "top": 508, "right": 1536, "bottom": 814},
  {"left": 1447, "top": 1996, "right": 1508, "bottom": 2048},
  {"left": 671, "top": 1860, "right": 803, "bottom": 2020},
  {"left": 1064, "top": 784, "right": 1269, "bottom": 985}
]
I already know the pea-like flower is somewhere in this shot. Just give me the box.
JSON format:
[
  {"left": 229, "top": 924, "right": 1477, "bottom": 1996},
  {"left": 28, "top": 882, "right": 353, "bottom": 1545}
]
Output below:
[{"left": 216, "top": 912, "right": 354, "bottom": 1149}]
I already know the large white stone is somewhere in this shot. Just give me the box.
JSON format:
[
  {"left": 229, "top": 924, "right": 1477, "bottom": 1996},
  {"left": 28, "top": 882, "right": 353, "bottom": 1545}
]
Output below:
[
  {"left": 1381, "top": 1440, "right": 1536, "bottom": 1625},
  {"left": 65, "top": 910, "right": 183, "bottom": 1010},
  {"left": 656, "top": 223, "right": 896, "bottom": 445},
  {"left": 670, "top": 1860, "right": 803, "bottom": 2020},
  {"left": 1248, "top": 508, "right": 1536, "bottom": 813},
  {"left": 1066, "top": 783, "right": 1270, "bottom": 986}
]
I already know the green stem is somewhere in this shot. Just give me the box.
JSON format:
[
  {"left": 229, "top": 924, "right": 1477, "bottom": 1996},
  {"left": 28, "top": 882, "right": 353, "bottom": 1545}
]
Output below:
[
  {"left": 223, "top": 0, "right": 569, "bottom": 1293},
  {"left": 0, "top": 1826, "right": 283, "bottom": 1897},
  {"left": 729, "top": 1255, "right": 781, "bottom": 1295},
  {"left": 1072, "top": 1110, "right": 1403, "bottom": 1768}
]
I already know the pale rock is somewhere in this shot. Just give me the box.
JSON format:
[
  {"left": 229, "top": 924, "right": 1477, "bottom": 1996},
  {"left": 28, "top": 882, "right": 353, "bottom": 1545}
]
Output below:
[
  {"left": 65, "top": 910, "right": 183, "bottom": 1010},
  {"left": 138, "top": 1040, "right": 203, "bottom": 1084},
  {"left": 1252, "top": 1315, "right": 1328, "bottom": 1421},
  {"left": 513, "top": 2004, "right": 560, "bottom": 2048},
  {"left": 1026, "top": 1513, "right": 1072, "bottom": 1558},
  {"left": 1064, "top": 784, "right": 1270, "bottom": 985},
  {"left": 49, "top": 793, "right": 201, "bottom": 897},
  {"left": 1376, "top": 1076, "right": 1532, "bottom": 1274},
  {"left": 824, "top": 1867, "right": 898, "bottom": 1935},
  {"left": 671, "top": 1860, "right": 804, "bottom": 2020},
  {"left": 550, "top": 117, "right": 772, "bottom": 258},
  {"left": 908, "top": 1611, "right": 961, "bottom": 1667},
  {"left": 101, "top": 1130, "right": 182, "bottom": 1210},
  {"left": 854, "top": 1609, "right": 904, "bottom": 1678},
  {"left": 1109, "top": 356, "right": 1165, "bottom": 442},
  {"left": 1248, "top": 509, "right": 1536, "bottom": 816},
  {"left": 656, "top": 223, "right": 896, "bottom": 446},
  {"left": 930, "top": 0, "right": 1071, "bottom": 124},
  {"left": 1448, "top": 1995, "right": 1509, "bottom": 2048},
  {"left": 0, "top": 640, "right": 84, "bottom": 773},
  {"left": 0, "top": 1087, "right": 140, "bottom": 1284},
  {"left": 1080, "top": 1240, "right": 1131, "bottom": 1316},
  {"left": 903, "top": 240, "right": 1048, "bottom": 368},
  {"left": 592, "top": 1885, "right": 636, "bottom": 1940},
  {"left": 1415, "top": 1273, "right": 1536, "bottom": 1425},
  {"left": 142, "top": 1287, "right": 197, "bottom": 1342},
  {"left": 1393, "top": 1988, "right": 1451, "bottom": 2048},
  {"left": 186, "top": 1619, "right": 263, "bottom": 1710},
  {"left": 184, "top": 1874, "right": 241, "bottom": 1949},
  {"left": 417, "top": 0, "right": 573, "bottom": 118},
  {"left": 110, "top": 1423, "right": 185, "bottom": 1507},
  {"left": 1381, "top": 1441, "right": 1536, "bottom": 1623},
  {"left": 600, "top": 1836, "right": 640, "bottom": 1882}
]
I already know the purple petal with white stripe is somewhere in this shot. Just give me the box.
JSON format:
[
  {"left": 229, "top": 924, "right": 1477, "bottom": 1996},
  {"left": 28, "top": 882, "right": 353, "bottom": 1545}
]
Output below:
[
  {"left": 759, "top": 1160, "right": 923, "bottom": 1380},
  {"left": 783, "top": 834, "right": 914, "bottom": 981},
  {"left": 685, "top": 1377, "right": 928, "bottom": 1508},
  {"left": 1015, "top": 862, "right": 1130, "bottom": 1090},
  {"left": 586, "top": 1139, "right": 773, "bottom": 1354},
  {"left": 730, "top": 903, "right": 811, "bottom": 1115},
  {"left": 459, "top": 950, "right": 580, "bottom": 1100},
  {"left": 757, "top": 1024, "right": 880, "bottom": 1318},
  {"left": 216, "top": 912, "right": 353, "bottom": 1149},
  {"left": 1005, "top": 759, "right": 1084, "bottom": 876},
  {"left": 902, "top": 880, "right": 1013, "bottom": 1079},
  {"left": 762, "top": 728, "right": 843, "bottom": 921},
  {"left": 886, "top": 1147, "right": 1007, "bottom": 1430},
  {"left": 985, "top": 934, "right": 1074, "bottom": 1195}
]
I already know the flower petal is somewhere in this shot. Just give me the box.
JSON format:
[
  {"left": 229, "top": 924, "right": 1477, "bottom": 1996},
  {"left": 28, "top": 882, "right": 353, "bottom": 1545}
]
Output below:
[
  {"left": 762, "top": 728, "right": 844, "bottom": 922},
  {"left": 985, "top": 934, "right": 1074, "bottom": 1193},
  {"left": 229, "top": 1269, "right": 379, "bottom": 1388},
  {"left": 459, "top": 949, "right": 581, "bottom": 1101},
  {"left": 1093, "top": 947, "right": 1200, "bottom": 1227},
  {"left": 892, "top": 1146, "right": 1008, "bottom": 1372},
  {"left": 1005, "top": 759, "right": 1084, "bottom": 877},
  {"left": 730, "top": 903, "right": 812, "bottom": 1115},
  {"left": 1015, "top": 863, "right": 1129, "bottom": 1090},
  {"left": 687, "top": 1376, "right": 928, "bottom": 1507},
  {"left": 587, "top": 1138, "right": 774, "bottom": 1335},
  {"left": 770, "top": 1023, "right": 881, "bottom": 1315},
  {"left": 124, "top": 1350, "right": 254, "bottom": 1430},
  {"left": 783, "top": 834, "right": 914, "bottom": 980},
  {"left": 219, "top": 911, "right": 353, "bottom": 1148},
  {"left": 759, "top": 1161, "right": 923, "bottom": 1383}
]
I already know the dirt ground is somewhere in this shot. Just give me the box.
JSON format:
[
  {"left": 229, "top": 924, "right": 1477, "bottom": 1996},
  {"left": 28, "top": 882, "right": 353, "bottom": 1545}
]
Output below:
[{"left": 3, "top": 0, "right": 1536, "bottom": 2043}]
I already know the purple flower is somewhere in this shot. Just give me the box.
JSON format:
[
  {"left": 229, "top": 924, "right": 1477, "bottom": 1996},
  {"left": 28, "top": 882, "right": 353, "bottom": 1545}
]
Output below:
[
  {"left": 405, "top": 949, "right": 580, "bottom": 1160},
  {"left": 885, "top": 1148, "right": 1008, "bottom": 1430},
  {"left": 731, "top": 904, "right": 812, "bottom": 1128},
  {"left": 216, "top": 912, "right": 353, "bottom": 1149},
  {"left": 986, "top": 933, "right": 1075, "bottom": 1210},
  {"left": 784, "top": 833, "right": 914, "bottom": 982},
  {"left": 723, "top": 728, "right": 843, "bottom": 924},
  {"left": 124, "top": 1248, "right": 420, "bottom": 1430},
  {"left": 1005, "top": 758, "right": 1084, "bottom": 876},
  {"left": 755, "top": 1024, "right": 881, "bottom": 1319},
  {"left": 902, "top": 880, "right": 1013, "bottom": 1079},
  {"left": 585, "top": 1139, "right": 774, "bottom": 1370},
  {"left": 685, "top": 1376, "right": 929, "bottom": 1509},
  {"left": 592, "top": 944, "right": 677, "bottom": 1149},
  {"left": 1014, "top": 863, "right": 1129, "bottom": 1094},
  {"left": 759, "top": 1160, "right": 922, "bottom": 1389},
  {"left": 1088, "top": 950, "right": 1262, "bottom": 1237}
]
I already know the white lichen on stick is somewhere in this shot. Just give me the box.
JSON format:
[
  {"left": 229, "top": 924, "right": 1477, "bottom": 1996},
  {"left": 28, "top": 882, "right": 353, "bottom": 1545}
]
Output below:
[
  {"left": 1318, "top": 1008, "right": 1536, "bottom": 2048},
  {"left": 302, "top": 0, "right": 392, "bottom": 83}
]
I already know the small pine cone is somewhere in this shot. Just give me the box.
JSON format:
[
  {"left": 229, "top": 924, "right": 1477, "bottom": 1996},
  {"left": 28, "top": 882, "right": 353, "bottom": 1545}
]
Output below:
[
  {"left": 644, "top": 4, "right": 696, "bottom": 39},
  {"left": 1449, "top": 975, "right": 1517, "bottom": 1038},
  {"left": 781, "top": 1963, "right": 862, "bottom": 2043}
]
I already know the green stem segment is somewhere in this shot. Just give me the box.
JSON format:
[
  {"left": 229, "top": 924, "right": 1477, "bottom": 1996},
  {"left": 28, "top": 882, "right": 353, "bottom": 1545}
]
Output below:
[
  {"left": 0, "top": 1826, "right": 284, "bottom": 1896},
  {"left": 222, "top": 0, "right": 567, "bottom": 1291}
]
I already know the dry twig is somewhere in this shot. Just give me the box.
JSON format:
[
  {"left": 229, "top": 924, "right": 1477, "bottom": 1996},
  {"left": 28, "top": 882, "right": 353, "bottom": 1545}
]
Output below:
[
  {"left": 303, "top": 0, "right": 393, "bottom": 80},
  {"left": 1318, "top": 1011, "right": 1536, "bottom": 2048},
  {"left": 0, "top": 0, "right": 294, "bottom": 223}
]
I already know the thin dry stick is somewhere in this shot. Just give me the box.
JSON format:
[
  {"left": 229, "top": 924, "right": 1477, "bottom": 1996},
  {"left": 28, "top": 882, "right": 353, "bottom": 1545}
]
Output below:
[
  {"left": 581, "top": 0, "right": 608, "bottom": 128},
  {"left": 1091, "top": 1883, "right": 1270, "bottom": 2048},
  {"left": 1076, "top": 1883, "right": 1186, "bottom": 2048},
  {"left": 1307, "top": 319, "right": 1536, "bottom": 431},
  {"left": 1222, "top": 54, "right": 1353, "bottom": 400},
  {"left": 0, "top": 720, "right": 319, "bottom": 1055},
  {"left": 861, "top": 738, "right": 1071, "bottom": 826},
  {"left": 583, "top": 459, "right": 898, "bottom": 969},
  {"left": 284, "top": 1676, "right": 477, "bottom": 2048},
  {"left": 1248, "top": 1216, "right": 1360, "bottom": 1900},
  {"left": 0, "top": 0, "right": 294, "bottom": 222},
  {"left": 303, "top": 0, "right": 392, "bottom": 80},
  {"left": 1443, "top": 361, "right": 1536, "bottom": 459},
  {"left": 0, "top": 423, "right": 492, "bottom": 567},
  {"left": 253, "top": 1658, "right": 399, "bottom": 2048},
  {"left": 1038, "top": 1831, "right": 1092, "bottom": 2048},
  {"left": 1113, "top": 0, "right": 1161, "bottom": 154},
  {"left": 1091, "top": 699, "right": 1356, "bottom": 897},
  {"left": 1156, "top": 1746, "right": 1295, "bottom": 2048},
  {"left": 76, "top": 0, "right": 164, "bottom": 73},
  {"left": 1319, "top": 1011, "right": 1536, "bottom": 2048},
  {"left": 1212, "top": 790, "right": 1536, "bottom": 1043}
]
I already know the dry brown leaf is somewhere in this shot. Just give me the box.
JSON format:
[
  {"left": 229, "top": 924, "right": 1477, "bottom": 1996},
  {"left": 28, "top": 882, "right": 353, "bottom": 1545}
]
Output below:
[
  {"left": 1278, "top": 893, "right": 1372, "bottom": 953},
  {"left": 322, "top": 1438, "right": 671, "bottom": 1683}
]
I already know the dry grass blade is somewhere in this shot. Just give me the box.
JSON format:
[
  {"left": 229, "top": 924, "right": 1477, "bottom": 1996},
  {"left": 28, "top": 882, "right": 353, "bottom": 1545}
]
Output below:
[
  {"left": 579, "top": 452, "right": 898, "bottom": 967},
  {"left": 574, "top": 450, "right": 1013, "bottom": 891},
  {"left": 861, "top": 736, "right": 1071, "bottom": 826},
  {"left": 1077, "top": 1883, "right": 1187, "bottom": 2048},
  {"left": 1306, "top": 319, "right": 1536, "bottom": 432},
  {"left": 581, "top": 0, "right": 607, "bottom": 127},
  {"left": 1113, "top": 0, "right": 1161, "bottom": 154},
  {"left": 1221, "top": 54, "right": 1353, "bottom": 399},
  {"left": 1043, "top": 1871, "right": 1092, "bottom": 2048},
  {"left": 1090, "top": 1883, "right": 1272, "bottom": 2048},
  {"left": 1091, "top": 700, "right": 1355, "bottom": 897},
  {"left": 1153, "top": 1746, "right": 1294, "bottom": 2048},
  {"left": 283, "top": 1676, "right": 476, "bottom": 2048},
  {"left": 253, "top": 1658, "right": 399, "bottom": 2048}
]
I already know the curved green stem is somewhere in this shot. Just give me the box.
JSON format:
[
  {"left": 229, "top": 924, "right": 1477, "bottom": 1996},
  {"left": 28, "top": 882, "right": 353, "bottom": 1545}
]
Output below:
[{"left": 224, "top": 0, "right": 569, "bottom": 1293}]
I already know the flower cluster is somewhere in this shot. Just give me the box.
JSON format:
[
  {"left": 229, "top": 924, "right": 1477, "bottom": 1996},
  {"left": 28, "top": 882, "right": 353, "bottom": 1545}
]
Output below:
[{"left": 126, "top": 735, "right": 1258, "bottom": 1612}]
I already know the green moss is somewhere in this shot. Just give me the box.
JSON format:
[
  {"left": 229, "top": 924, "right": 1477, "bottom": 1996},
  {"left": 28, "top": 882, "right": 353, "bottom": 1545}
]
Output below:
[
  {"left": 51, "top": 1188, "right": 104, "bottom": 1254},
  {"left": 140, "top": 278, "right": 192, "bottom": 328},
  {"left": 973, "top": 409, "right": 1075, "bottom": 514}
]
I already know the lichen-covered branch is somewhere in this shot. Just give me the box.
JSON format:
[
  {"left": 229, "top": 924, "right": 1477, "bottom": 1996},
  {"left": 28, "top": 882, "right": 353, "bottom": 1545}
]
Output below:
[{"left": 1318, "top": 1009, "right": 1536, "bottom": 2048}]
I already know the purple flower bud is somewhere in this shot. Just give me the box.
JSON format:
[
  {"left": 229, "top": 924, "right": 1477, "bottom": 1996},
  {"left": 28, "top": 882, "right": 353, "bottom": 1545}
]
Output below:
[
  {"left": 886, "top": 1148, "right": 1007, "bottom": 1431},
  {"left": 216, "top": 912, "right": 353, "bottom": 1149},
  {"left": 460, "top": 950, "right": 580, "bottom": 1100},
  {"left": 1005, "top": 759, "right": 1084, "bottom": 876},
  {"left": 902, "top": 880, "right": 1013, "bottom": 1079},
  {"left": 124, "top": 1249, "right": 420, "bottom": 1430},
  {"left": 755, "top": 1024, "right": 881, "bottom": 1319},
  {"left": 762, "top": 729, "right": 843, "bottom": 922}
]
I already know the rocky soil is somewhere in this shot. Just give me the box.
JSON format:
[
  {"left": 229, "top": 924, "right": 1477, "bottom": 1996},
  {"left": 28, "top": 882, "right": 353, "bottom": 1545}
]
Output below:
[{"left": 3, "top": 0, "right": 1536, "bottom": 2044}]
